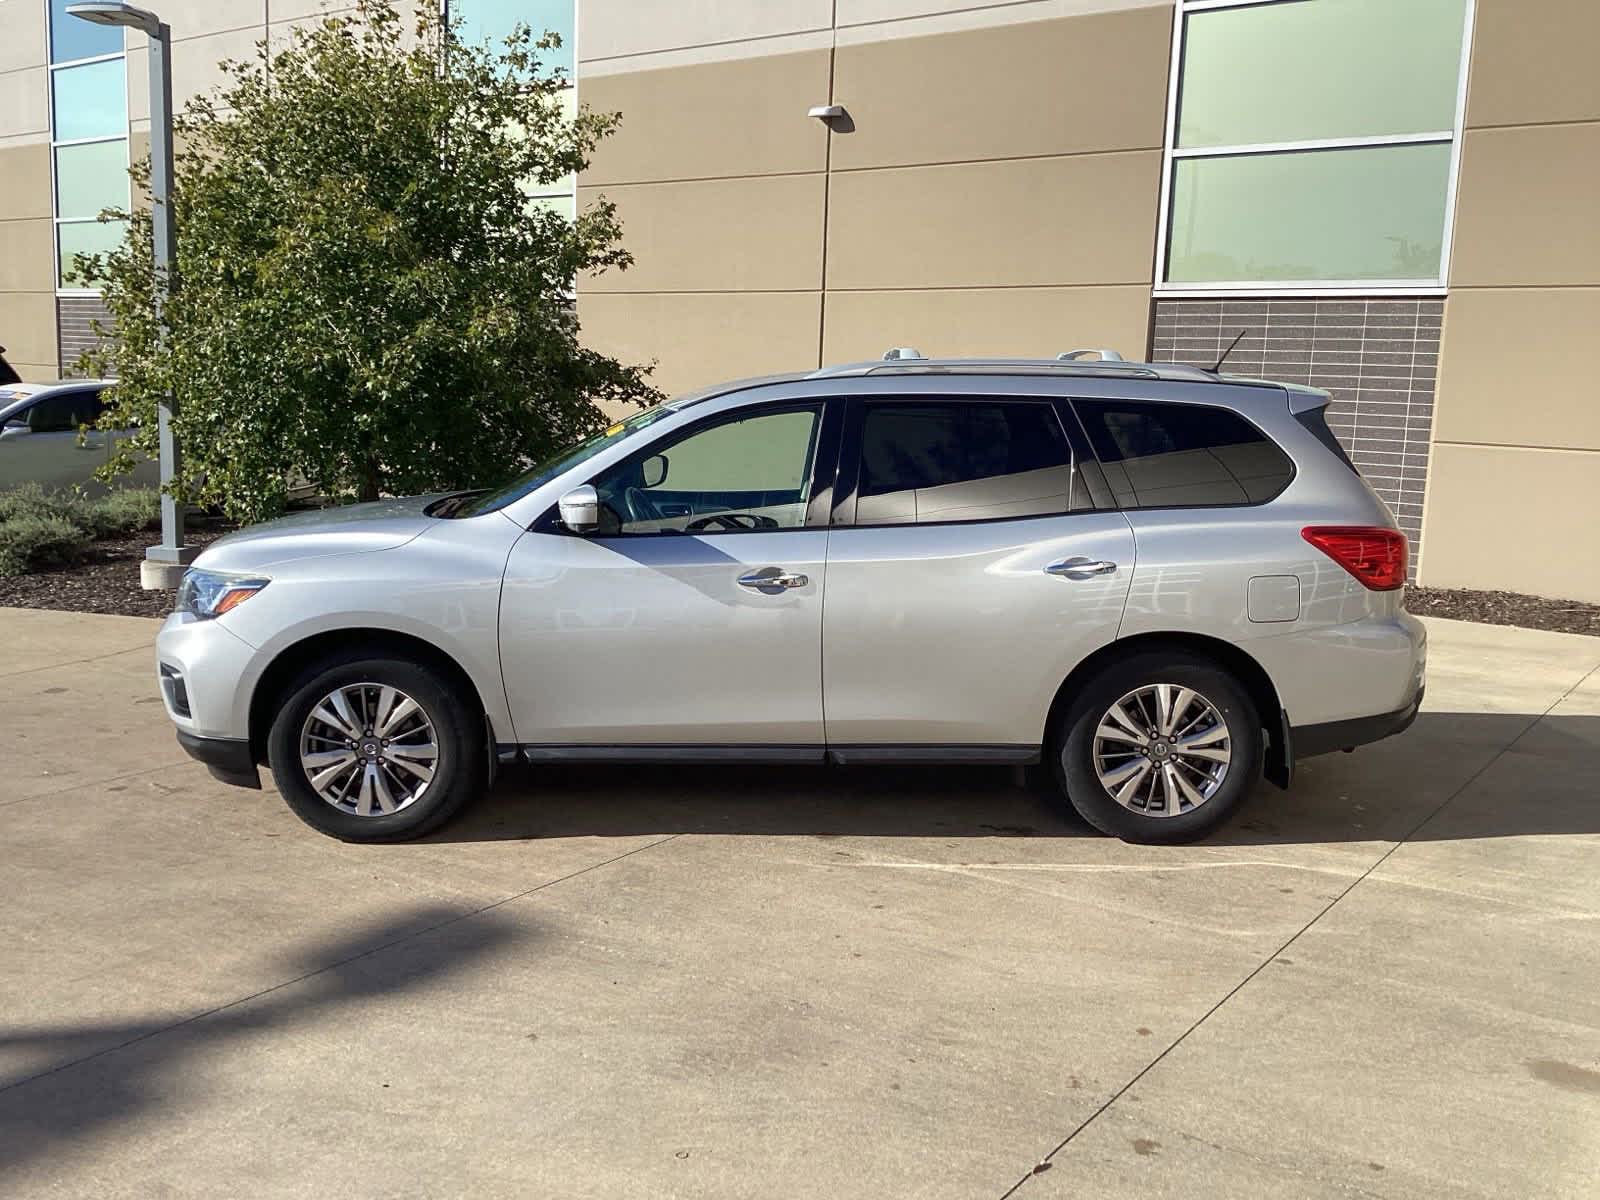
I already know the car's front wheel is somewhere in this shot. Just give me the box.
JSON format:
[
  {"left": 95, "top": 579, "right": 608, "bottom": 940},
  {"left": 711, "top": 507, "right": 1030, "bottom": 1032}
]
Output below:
[
  {"left": 267, "top": 653, "right": 486, "bottom": 842},
  {"left": 1053, "top": 650, "right": 1263, "bottom": 843}
]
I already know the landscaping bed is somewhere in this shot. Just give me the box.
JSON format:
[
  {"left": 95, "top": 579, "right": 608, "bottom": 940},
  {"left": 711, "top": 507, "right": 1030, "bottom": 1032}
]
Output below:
[
  {"left": 1405, "top": 586, "right": 1600, "bottom": 638},
  {"left": 0, "top": 484, "right": 233, "bottom": 617},
  {"left": 0, "top": 524, "right": 231, "bottom": 617}
]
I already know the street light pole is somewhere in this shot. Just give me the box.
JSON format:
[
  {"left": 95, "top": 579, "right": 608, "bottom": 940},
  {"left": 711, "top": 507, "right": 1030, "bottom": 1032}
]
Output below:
[{"left": 67, "top": 3, "right": 195, "bottom": 589}]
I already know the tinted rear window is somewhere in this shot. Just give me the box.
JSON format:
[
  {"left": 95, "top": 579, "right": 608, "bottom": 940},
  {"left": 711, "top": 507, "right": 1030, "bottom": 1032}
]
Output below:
[
  {"left": 1074, "top": 399, "right": 1293, "bottom": 509},
  {"left": 856, "top": 401, "right": 1080, "bottom": 524}
]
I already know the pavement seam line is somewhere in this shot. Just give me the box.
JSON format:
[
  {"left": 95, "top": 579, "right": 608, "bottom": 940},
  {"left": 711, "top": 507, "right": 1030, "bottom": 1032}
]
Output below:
[
  {"left": 996, "top": 668, "right": 1600, "bottom": 1199},
  {"left": 0, "top": 758, "right": 193, "bottom": 810},
  {"left": 1, "top": 643, "right": 155, "bottom": 680},
  {"left": 0, "top": 833, "right": 682, "bottom": 1097}
]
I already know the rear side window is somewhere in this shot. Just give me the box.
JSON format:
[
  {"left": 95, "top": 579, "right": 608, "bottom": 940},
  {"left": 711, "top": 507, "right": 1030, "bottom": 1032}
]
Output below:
[
  {"left": 1073, "top": 399, "right": 1293, "bottom": 509},
  {"left": 855, "top": 401, "right": 1081, "bottom": 524},
  {"left": 1293, "top": 405, "right": 1359, "bottom": 473}
]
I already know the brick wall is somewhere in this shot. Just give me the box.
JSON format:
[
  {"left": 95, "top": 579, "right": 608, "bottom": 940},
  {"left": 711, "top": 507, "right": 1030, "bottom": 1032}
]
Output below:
[
  {"left": 1152, "top": 297, "right": 1442, "bottom": 572},
  {"left": 56, "top": 294, "right": 113, "bottom": 376}
]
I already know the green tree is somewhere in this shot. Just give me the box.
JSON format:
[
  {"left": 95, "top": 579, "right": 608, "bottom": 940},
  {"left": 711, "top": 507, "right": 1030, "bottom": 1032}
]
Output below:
[{"left": 78, "top": 0, "right": 657, "bottom": 523}]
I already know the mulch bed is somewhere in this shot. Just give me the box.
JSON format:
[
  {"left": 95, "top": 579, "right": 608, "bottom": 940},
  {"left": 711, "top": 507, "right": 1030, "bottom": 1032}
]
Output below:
[
  {"left": 4, "top": 529, "right": 1598, "bottom": 637},
  {"left": 0, "top": 525, "right": 231, "bottom": 618},
  {"left": 1405, "top": 587, "right": 1600, "bottom": 638}
]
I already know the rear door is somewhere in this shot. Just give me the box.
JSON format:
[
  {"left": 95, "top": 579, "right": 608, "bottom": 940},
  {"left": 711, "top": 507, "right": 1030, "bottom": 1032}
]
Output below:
[{"left": 821, "top": 390, "right": 1136, "bottom": 752}]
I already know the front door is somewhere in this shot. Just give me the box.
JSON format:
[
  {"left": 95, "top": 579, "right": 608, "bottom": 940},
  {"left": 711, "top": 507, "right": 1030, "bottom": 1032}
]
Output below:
[
  {"left": 0, "top": 389, "right": 106, "bottom": 492},
  {"left": 500, "top": 401, "right": 835, "bottom": 749},
  {"left": 822, "top": 395, "right": 1136, "bottom": 749}
]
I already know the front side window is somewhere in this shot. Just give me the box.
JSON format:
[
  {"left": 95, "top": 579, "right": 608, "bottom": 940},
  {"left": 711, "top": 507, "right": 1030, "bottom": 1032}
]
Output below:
[
  {"left": 591, "top": 405, "right": 823, "bottom": 535},
  {"left": 1074, "top": 399, "right": 1293, "bottom": 508},
  {"left": 27, "top": 390, "right": 105, "bottom": 434},
  {"left": 1161, "top": 0, "right": 1470, "bottom": 288},
  {"left": 854, "top": 401, "right": 1079, "bottom": 525}
]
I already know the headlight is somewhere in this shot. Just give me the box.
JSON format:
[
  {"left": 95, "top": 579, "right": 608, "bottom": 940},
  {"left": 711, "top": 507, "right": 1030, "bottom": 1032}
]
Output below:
[{"left": 176, "top": 568, "right": 270, "bottom": 619}]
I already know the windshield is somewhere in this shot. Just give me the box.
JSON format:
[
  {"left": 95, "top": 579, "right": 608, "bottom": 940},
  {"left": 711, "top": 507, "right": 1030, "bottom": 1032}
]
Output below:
[{"left": 454, "top": 405, "right": 680, "bottom": 517}]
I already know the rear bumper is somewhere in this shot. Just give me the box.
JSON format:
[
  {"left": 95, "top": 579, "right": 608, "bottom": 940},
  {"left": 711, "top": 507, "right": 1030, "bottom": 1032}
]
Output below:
[
  {"left": 1291, "top": 685, "right": 1424, "bottom": 760},
  {"left": 176, "top": 729, "right": 261, "bottom": 790}
]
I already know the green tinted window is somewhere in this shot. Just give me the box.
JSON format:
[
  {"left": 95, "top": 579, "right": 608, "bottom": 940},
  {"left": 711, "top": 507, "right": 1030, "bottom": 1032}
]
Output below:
[
  {"left": 1177, "top": 0, "right": 1468, "bottom": 147},
  {"left": 54, "top": 139, "right": 129, "bottom": 220},
  {"left": 1166, "top": 143, "right": 1451, "bottom": 283},
  {"left": 50, "top": 0, "right": 123, "bottom": 62},
  {"left": 451, "top": 0, "right": 574, "bottom": 75},
  {"left": 51, "top": 59, "right": 128, "bottom": 141},
  {"left": 58, "top": 218, "right": 128, "bottom": 286}
]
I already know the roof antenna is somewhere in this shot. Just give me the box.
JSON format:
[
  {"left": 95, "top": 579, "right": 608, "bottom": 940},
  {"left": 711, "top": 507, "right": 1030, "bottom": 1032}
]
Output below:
[{"left": 1209, "top": 329, "right": 1247, "bottom": 373}]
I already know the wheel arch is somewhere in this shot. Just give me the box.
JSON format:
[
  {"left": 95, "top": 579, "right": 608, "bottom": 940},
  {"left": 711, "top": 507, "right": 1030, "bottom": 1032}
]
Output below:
[
  {"left": 1041, "top": 632, "right": 1291, "bottom": 789},
  {"left": 247, "top": 628, "right": 492, "bottom": 765}
]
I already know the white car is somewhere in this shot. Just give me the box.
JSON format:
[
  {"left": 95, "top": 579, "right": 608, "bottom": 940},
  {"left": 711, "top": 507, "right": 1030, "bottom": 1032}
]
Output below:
[{"left": 0, "top": 380, "right": 157, "bottom": 494}]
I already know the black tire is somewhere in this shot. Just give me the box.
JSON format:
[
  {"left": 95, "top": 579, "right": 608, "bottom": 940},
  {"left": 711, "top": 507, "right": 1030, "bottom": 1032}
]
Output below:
[
  {"left": 1052, "top": 650, "right": 1263, "bottom": 844},
  {"left": 267, "top": 652, "right": 487, "bottom": 842}
]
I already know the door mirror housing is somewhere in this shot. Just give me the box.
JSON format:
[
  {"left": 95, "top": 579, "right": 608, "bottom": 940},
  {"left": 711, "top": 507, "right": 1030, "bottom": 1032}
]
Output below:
[
  {"left": 557, "top": 484, "right": 600, "bottom": 534},
  {"left": 641, "top": 453, "right": 668, "bottom": 489},
  {"left": 0, "top": 418, "right": 28, "bottom": 440}
]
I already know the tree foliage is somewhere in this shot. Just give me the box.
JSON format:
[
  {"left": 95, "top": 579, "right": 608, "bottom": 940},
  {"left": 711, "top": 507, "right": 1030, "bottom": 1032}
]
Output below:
[{"left": 79, "top": 0, "right": 657, "bottom": 522}]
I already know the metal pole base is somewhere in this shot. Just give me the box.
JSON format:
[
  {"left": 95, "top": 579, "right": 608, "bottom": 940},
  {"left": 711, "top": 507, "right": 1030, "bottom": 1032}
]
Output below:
[{"left": 141, "top": 543, "right": 201, "bottom": 590}]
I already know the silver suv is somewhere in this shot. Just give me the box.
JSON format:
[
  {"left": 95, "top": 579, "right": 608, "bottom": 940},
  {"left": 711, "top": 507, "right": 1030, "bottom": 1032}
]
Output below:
[{"left": 155, "top": 352, "right": 1426, "bottom": 844}]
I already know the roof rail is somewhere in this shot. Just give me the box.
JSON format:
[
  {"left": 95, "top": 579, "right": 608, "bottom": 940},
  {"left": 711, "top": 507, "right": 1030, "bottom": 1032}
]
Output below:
[{"left": 803, "top": 354, "right": 1236, "bottom": 384}]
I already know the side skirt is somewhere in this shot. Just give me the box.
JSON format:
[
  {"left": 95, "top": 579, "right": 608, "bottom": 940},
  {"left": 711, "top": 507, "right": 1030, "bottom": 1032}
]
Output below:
[{"left": 513, "top": 744, "right": 1040, "bottom": 766}]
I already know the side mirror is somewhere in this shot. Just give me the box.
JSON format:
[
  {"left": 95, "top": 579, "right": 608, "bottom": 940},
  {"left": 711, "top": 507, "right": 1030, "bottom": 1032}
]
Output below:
[
  {"left": 557, "top": 484, "right": 600, "bottom": 534},
  {"left": 0, "top": 418, "right": 28, "bottom": 440},
  {"left": 641, "top": 453, "right": 668, "bottom": 489}
]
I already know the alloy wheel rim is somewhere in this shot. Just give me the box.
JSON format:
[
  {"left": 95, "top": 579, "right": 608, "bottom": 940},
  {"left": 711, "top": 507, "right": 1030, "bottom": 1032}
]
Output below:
[
  {"left": 298, "top": 683, "right": 438, "bottom": 817},
  {"left": 1091, "top": 683, "right": 1231, "bottom": 818}
]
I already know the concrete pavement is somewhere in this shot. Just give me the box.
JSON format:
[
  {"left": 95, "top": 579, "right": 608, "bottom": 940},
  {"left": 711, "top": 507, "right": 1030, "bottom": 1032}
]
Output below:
[{"left": 1, "top": 609, "right": 1597, "bottom": 1197}]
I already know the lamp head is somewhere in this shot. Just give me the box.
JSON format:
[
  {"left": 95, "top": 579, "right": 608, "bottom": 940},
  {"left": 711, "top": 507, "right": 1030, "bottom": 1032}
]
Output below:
[{"left": 66, "top": 2, "right": 162, "bottom": 38}]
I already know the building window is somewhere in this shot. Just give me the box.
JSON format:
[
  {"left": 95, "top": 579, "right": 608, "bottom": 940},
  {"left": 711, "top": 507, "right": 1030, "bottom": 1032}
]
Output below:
[
  {"left": 445, "top": 0, "right": 577, "bottom": 220},
  {"left": 1158, "top": 0, "right": 1473, "bottom": 292},
  {"left": 48, "top": 0, "right": 130, "bottom": 290}
]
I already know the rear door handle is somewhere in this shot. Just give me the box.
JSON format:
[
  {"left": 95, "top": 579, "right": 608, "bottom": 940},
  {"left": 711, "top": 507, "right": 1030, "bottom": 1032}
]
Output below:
[
  {"left": 738, "top": 567, "right": 809, "bottom": 592},
  {"left": 1046, "top": 557, "right": 1117, "bottom": 579}
]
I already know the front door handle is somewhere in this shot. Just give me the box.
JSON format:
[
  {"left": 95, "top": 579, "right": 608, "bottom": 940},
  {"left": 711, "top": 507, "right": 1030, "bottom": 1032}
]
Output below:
[
  {"left": 1046, "top": 557, "right": 1117, "bottom": 579},
  {"left": 738, "top": 567, "right": 809, "bottom": 592}
]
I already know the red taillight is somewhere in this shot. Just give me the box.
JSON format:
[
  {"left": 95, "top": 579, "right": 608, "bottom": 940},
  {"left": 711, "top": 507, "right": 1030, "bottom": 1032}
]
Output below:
[{"left": 1302, "top": 526, "right": 1408, "bottom": 591}]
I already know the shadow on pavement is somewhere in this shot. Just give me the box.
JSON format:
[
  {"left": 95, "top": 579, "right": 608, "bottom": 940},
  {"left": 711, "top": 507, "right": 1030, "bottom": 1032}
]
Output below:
[
  {"left": 0, "top": 905, "right": 525, "bottom": 1179},
  {"left": 433, "top": 712, "right": 1599, "bottom": 846}
]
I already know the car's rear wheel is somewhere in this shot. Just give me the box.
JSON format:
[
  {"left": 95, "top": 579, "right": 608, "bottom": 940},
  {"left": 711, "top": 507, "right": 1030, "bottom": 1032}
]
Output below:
[
  {"left": 1052, "top": 650, "right": 1262, "bottom": 843},
  {"left": 267, "top": 653, "right": 486, "bottom": 842}
]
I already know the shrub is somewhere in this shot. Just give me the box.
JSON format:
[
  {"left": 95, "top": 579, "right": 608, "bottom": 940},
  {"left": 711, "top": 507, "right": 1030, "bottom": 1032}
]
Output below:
[
  {"left": 78, "top": 488, "right": 161, "bottom": 538},
  {"left": 78, "top": 0, "right": 658, "bottom": 524},
  {"left": 0, "top": 482, "right": 56, "bottom": 525},
  {"left": 0, "top": 485, "right": 161, "bottom": 575},
  {"left": 0, "top": 513, "right": 92, "bottom": 577}
]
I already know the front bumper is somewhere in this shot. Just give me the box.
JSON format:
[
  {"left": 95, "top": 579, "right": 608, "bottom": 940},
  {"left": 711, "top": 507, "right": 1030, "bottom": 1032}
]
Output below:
[
  {"left": 155, "top": 611, "right": 259, "bottom": 739},
  {"left": 176, "top": 729, "right": 262, "bottom": 789}
]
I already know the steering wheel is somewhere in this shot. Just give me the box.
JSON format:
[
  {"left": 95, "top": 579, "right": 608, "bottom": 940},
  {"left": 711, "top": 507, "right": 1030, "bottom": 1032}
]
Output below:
[
  {"left": 685, "top": 512, "right": 779, "bottom": 532},
  {"left": 623, "top": 486, "right": 662, "bottom": 524}
]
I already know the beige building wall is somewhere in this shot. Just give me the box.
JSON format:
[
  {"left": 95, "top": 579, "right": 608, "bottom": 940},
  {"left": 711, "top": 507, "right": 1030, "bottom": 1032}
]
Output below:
[
  {"left": 575, "top": 0, "right": 1172, "bottom": 399},
  {"left": 1422, "top": 0, "right": 1600, "bottom": 602}
]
